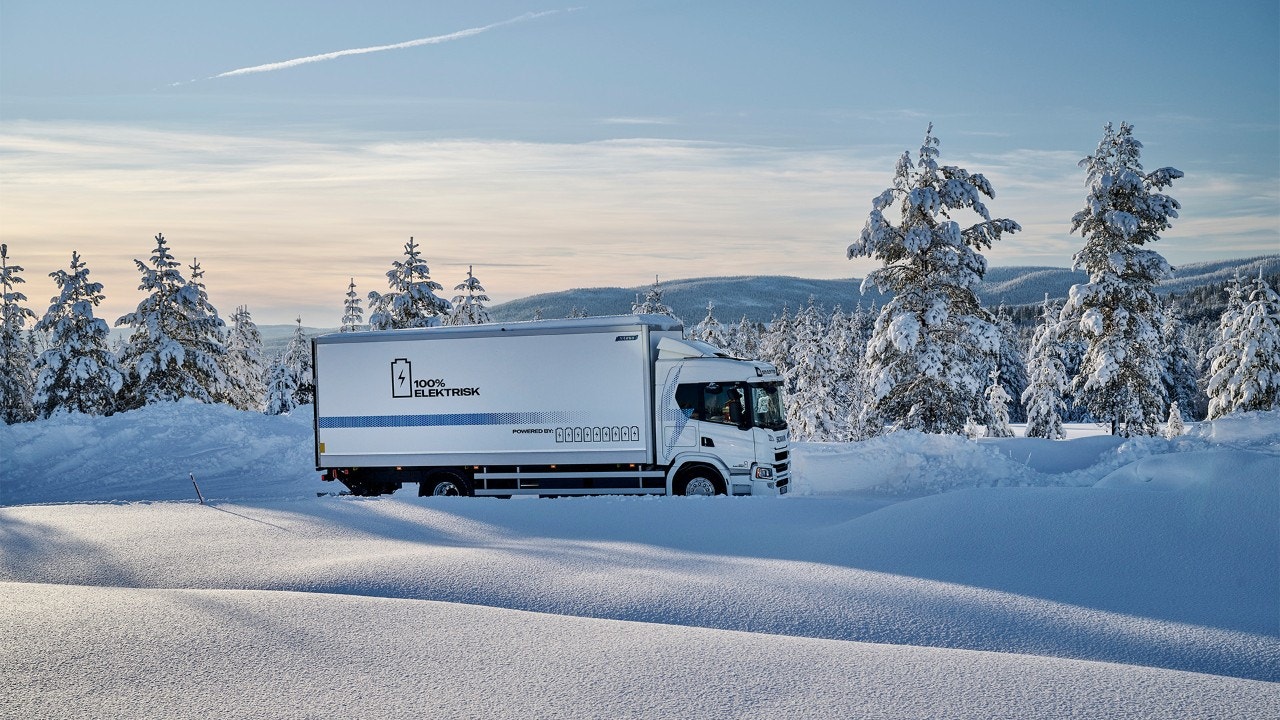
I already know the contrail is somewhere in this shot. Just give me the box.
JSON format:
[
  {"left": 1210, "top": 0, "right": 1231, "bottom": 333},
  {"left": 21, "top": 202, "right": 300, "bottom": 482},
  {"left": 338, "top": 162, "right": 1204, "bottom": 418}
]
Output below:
[{"left": 190, "top": 9, "right": 571, "bottom": 83}]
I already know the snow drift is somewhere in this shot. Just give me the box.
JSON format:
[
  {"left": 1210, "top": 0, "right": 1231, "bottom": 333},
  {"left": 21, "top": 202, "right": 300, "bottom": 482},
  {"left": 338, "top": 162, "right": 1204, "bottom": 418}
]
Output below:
[{"left": 2, "top": 402, "right": 1277, "bottom": 718}]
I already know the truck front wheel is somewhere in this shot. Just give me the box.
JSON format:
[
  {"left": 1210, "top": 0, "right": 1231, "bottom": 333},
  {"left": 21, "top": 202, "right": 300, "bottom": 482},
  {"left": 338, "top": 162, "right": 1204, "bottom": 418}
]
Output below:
[
  {"left": 678, "top": 469, "right": 724, "bottom": 496},
  {"left": 421, "top": 471, "right": 468, "bottom": 497}
]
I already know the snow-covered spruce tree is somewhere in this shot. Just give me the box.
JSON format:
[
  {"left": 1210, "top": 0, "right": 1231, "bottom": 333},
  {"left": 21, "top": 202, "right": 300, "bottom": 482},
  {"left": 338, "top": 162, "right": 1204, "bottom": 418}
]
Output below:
[
  {"left": 632, "top": 276, "right": 679, "bottom": 321},
  {"left": 1163, "top": 401, "right": 1186, "bottom": 439},
  {"left": 984, "top": 368, "right": 1015, "bottom": 438},
  {"left": 0, "top": 243, "right": 38, "bottom": 424},
  {"left": 367, "top": 237, "right": 450, "bottom": 330},
  {"left": 223, "top": 305, "right": 266, "bottom": 411},
  {"left": 1203, "top": 275, "right": 1246, "bottom": 420},
  {"left": 828, "top": 307, "right": 872, "bottom": 441},
  {"left": 787, "top": 299, "right": 841, "bottom": 441},
  {"left": 728, "top": 315, "right": 760, "bottom": 360},
  {"left": 263, "top": 354, "right": 299, "bottom": 416},
  {"left": 1160, "top": 300, "right": 1202, "bottom": 420},
  {"left": 1205, "top": 274, "right": 1280, "bottom": 418},
  {"left": 445, "top": 265, "right": 492, "bottom": 326},
  {"left": 689, "top": 301, "right": 728, "bottom": 348},
  {"left": 847, "top": 124, "right": 1020, "bottom": 435},
  {"left": 281, "top": 317, "right": 314, "bottom": 406},
  {"left": 185, "top": 258, "right": 230, "bottom": 391},
  {"left": 340, "top": 278, "right": 364, "bottom": 333},
  {"left": 993, "top": 304, "right": 1028, "bottom": 423},
  {"left": 843, "top": 304, "right": 880, "bottom": 440},
  {"left": 1060, "top": 122, "right": 1182, "bottom": 436},
  {"left": 31, "top": 251, "right": 123, "bottom": 417},
  {"left": 115, "top": 236, "right": 228, "bottom": 410},
  {"left": 756, "top": 305, "right": 796, "bottom": 389},
  {"left": 1021, "top": 296, "right": 1069, "bottom": 440}
]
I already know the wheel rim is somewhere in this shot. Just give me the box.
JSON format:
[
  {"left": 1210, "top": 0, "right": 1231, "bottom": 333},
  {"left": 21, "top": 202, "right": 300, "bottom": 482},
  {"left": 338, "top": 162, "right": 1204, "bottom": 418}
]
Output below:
[
  {"left": 432, "top": 481, "right": 460, "bottom": 496},
  {"left": 685, "top": 476, "right": 716, "bottom": 496}
]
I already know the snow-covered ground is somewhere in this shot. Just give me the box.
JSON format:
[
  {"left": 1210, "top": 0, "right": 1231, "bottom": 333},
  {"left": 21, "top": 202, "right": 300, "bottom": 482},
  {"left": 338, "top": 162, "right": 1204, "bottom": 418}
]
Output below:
[{"left": 2, "top": 402, "right": 1277, "bottom": 718}]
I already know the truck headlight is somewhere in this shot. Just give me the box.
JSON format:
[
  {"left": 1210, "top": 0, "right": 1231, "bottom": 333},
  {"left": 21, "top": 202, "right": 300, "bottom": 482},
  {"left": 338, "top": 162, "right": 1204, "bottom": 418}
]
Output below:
[{"left": 754, "top": 466, "right": 774, "bottom": 480}]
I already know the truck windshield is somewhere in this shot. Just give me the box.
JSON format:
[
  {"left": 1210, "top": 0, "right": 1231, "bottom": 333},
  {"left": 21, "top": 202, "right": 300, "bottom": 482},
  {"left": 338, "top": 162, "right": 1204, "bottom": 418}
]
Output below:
[{"left": 748, "top": 382, "right": 786, "bottom": 431}]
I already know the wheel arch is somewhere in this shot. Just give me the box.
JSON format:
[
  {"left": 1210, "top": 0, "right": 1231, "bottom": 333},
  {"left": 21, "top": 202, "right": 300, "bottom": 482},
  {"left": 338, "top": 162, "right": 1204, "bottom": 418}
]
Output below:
[{"left": 666, "top": 455, "right": 731, "bottom": 495}]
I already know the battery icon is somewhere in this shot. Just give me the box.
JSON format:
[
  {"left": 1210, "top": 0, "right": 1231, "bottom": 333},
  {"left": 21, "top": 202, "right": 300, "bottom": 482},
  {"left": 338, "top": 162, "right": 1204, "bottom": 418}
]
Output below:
[{"left": 391, "top": 358, "right": 413, "bottom": 398}]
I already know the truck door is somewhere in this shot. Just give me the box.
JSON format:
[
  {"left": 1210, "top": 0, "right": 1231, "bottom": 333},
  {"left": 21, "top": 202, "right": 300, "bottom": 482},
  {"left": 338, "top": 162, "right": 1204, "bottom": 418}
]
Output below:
[{"left": 694, "top": 382, "right": 756, "bottom": 481}]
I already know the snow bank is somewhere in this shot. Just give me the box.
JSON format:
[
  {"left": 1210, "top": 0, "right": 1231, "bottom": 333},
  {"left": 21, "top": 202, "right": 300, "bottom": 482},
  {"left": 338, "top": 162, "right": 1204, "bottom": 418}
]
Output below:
[
  {"left": 3, "top": 403, "right": 1278, "bottom": 717},
  {"left": 0, "top": 400, "right": 325, "bottom": 505},
  {"left": 6, "top": 581, "right": 1274, "bottom": 720}
]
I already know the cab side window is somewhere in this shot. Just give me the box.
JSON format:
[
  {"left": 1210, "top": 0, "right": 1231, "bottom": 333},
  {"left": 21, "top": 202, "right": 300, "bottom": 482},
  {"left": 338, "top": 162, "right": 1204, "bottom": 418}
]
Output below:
[
  {"left": 675, "top": 384, "right": 705, "bottom": 420},
  {"left": 676, "top": 382, "right": 747, "bottom": 426}
]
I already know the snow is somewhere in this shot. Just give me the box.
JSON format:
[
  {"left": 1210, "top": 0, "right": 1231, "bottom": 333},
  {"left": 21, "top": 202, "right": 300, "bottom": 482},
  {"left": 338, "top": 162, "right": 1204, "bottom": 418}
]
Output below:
[{"left": 2, "top": 403, "right": 1278, "bottom": 718}]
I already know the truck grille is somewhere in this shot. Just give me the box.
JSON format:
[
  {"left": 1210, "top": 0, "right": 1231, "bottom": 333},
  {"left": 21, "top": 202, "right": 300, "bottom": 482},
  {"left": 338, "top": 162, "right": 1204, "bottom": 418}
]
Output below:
[{"left": 775, "top": 450, "right": 788, "bottom": 463}]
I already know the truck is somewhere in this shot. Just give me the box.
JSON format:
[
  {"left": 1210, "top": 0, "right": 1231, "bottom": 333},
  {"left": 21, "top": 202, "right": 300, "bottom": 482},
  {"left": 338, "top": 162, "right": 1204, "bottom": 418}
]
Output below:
[{"left": 312, "top": 314, "right": 790, "bottom": 498}]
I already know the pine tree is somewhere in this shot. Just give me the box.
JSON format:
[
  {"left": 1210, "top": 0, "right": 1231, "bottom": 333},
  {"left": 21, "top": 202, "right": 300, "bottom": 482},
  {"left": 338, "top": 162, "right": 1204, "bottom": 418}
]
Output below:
[
  {"left": 1021, "top": 297, "right": 1069, "bottom": 440},
  {"left": 689, "top": 301, "right": 728, "bottom": 348},
  {"left": 1163, "top": 401, "right": 1186, "bottom": 439},
  {"left": 223, "top": 305, "right": 266, "bottom": 411},
  {"left": 839, "top": 305, "right": 876, "bottom": 441},
  {"left": 1205, "top": 274, "right": 1280, "bottom": 417},
  {"left": 115, "top": 235, "right": 228, "bottom": 410},
  {"left": 632, "top": 276, "right": 678, "bottom": 320},
  {"left": 728, "top": 316, "right": 760, "bottom": 360},
  {"left": 1160, "top": 301, "right": 1202, "bottom": 420},
  {"left": 1060, "top": 122, "right": 1183, "bottom": 436},
  {"left": 847, "top": 124, "right": 1020, "bottom": 434},
  {"left": 281, "top": 317, "right": 314, "bottom": 406},
  {"left": 340, "top": 278, "right": 364, "bottom": 332},
  {"left": 993, "top": 304, "right": 1028, "bottom": 423},
  {"left": 367, "top": 237, "right": 450, "bottom": 330},
  {"left": 787, "top": 299, "right": 841, "bottom": 440},
  {"left": 984, "top": 368, "right": 1015, "bottom": 438},
  {"left": 757, "top": 306, "right": 796, "bottom": 390},
  {"left": 263, "top": 354, "right": 299, "bottom": 416},
  {"left": 445, "top": 265, "right": 491, "bottom": 326},
  {"left": 31, "top": 251, "right": 123, "bottom": 417},
  {"left": 0, "top": 244, "right": 38, "bottom": 424},
  {"left": 1203, "top": 275, "right": 1247, "bottom": 420},
  {"left": 185, "top": 258, "right": 230, "bottom": 397}
]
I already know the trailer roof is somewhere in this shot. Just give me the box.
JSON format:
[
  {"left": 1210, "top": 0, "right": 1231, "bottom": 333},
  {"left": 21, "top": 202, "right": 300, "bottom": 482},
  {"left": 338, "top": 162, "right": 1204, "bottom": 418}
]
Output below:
[{"left": 314, "top": 314, "right": 684, "bottom": 344}]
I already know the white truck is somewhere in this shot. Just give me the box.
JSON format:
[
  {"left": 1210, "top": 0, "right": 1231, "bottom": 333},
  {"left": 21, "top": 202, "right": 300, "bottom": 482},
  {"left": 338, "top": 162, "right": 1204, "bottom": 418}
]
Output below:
[{"left": 312, "top": 315, "right": 790, "bottom": 497}]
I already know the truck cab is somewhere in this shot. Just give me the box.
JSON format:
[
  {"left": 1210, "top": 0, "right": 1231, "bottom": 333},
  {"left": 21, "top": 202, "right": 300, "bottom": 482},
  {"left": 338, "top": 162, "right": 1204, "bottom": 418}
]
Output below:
[{"left": 656, "top": 337, "right": 791, "bottom": 495}]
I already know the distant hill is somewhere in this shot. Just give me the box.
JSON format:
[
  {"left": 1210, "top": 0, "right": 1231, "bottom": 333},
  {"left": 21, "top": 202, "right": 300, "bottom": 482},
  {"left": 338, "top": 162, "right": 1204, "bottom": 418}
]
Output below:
[
  {"left": 489, "top": 277, "right": 892, "bottom": 325},
  {"left": 489, "top": 255, "right": 1280, "bottom": 325}
]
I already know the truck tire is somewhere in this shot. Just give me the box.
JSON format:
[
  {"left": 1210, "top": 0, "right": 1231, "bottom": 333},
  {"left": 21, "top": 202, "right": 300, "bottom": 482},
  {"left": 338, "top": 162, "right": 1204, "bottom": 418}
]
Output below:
[
  {"left": 678, "top": 468, "right": 724, "bottom": 496},
  {"left": 421, "top": 471, "right": 468, "bottom": 497}
]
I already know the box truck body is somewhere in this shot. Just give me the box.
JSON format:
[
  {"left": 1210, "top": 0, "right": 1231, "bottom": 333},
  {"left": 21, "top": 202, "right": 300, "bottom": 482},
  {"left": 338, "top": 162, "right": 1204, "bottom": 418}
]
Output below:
[{"left": 313, "top": 315, "right": 790, "bottom": 497}]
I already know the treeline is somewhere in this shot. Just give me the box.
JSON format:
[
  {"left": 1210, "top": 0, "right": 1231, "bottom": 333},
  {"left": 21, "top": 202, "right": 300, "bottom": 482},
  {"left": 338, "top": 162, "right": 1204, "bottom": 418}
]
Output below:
[
  {"left": 3, "top": 123, "right": 1278, "bottom": 439},
  {"left": 0, "top": 235, "right": 493, "bottom": 423}
]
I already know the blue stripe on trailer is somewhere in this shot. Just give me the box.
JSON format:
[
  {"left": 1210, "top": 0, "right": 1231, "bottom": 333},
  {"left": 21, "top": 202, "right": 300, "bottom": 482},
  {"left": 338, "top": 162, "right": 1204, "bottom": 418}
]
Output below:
[{"left": 318, "top": 411, "right": 578, "bottom": 429}]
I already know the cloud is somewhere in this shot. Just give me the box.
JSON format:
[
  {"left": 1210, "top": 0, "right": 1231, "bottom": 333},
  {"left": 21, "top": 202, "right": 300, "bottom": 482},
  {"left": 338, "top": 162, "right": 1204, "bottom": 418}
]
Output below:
[
  {"left": 601, "top": 117, "right": 678, "bottom": 126},
  {"left": 2, "top": 122, "right": 1274, "bottom": 325},
  {"left": 195, "top": 9, "right": 571, "bottom": 82}
]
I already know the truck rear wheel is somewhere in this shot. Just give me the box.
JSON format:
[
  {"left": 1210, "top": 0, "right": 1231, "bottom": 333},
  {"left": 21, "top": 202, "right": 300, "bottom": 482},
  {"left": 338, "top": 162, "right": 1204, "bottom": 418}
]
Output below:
[
  {"left": 420, "top": 471, "right": 468, "bottom": 497},
  {"left": 678, "top": 469, "right": 724, "bottom": 496}
]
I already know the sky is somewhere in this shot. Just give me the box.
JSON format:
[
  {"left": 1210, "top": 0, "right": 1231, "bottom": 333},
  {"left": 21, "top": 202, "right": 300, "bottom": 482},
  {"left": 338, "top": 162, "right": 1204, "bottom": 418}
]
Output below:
[{"left": 1, "top": 0, "right": 1277, "bottom": 326}]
